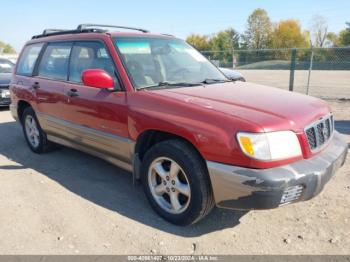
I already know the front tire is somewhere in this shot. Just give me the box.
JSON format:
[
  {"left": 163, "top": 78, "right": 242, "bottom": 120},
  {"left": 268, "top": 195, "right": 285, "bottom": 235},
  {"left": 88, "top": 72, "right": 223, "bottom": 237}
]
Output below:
[
  {"left": 141, "top": 139, "right": 214, "bottom": 226},
  {"left": 22, "top": 107, "right": 53, "bottom": 154}
]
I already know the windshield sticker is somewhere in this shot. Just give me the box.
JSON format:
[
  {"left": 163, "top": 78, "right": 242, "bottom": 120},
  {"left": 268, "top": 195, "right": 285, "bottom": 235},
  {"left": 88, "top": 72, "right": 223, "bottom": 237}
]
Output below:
[{"left": 116, "top": 41, "right": 151, "bottom": 54}]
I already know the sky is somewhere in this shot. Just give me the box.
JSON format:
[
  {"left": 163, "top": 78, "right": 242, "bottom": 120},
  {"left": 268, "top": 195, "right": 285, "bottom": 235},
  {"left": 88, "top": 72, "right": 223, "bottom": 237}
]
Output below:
[{"left": 1, "top": 0, "right": 349, "bottom": 52}]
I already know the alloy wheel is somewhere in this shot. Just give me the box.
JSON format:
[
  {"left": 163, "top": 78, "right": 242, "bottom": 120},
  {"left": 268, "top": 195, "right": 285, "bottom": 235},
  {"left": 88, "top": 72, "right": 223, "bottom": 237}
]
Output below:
[
  {"left": 148, "top": 157, "right": 191, "bottom": 214},
  {"left": 24, "top": 115, "right": 40, "bottom": 148}
]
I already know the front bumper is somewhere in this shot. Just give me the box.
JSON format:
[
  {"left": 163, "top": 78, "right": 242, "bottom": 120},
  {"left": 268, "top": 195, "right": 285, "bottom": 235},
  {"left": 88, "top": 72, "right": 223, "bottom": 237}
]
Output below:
[
  {"left": 0, "top": 89, "right": 11, "bottom": 106},
  {"left": 207, "top": 131, "right": 348, "bottom": 210}
]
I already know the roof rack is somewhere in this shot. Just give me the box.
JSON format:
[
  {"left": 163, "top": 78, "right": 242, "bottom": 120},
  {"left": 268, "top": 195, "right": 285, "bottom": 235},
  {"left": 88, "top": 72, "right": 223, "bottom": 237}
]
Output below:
[
  {"left": 77, "top": 24, "right": 150, "bottom": 33},
  {"left": 32, "top": 28, "right": 106, "bottom": 39},
  {"left": 32, "top": 24, "right": 150, "bottom": 39},
  {"left": 161, "top": 33, "right": 175, "bottom": 37},
  {"left": 42, "top": 29, "right": 66, "bottom": 35}
]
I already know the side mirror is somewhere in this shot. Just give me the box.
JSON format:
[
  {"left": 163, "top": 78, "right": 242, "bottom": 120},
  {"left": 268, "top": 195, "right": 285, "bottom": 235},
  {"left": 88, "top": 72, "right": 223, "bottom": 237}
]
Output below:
[{"left": 82, "top": 69, "right": 114, "bottom": 89}]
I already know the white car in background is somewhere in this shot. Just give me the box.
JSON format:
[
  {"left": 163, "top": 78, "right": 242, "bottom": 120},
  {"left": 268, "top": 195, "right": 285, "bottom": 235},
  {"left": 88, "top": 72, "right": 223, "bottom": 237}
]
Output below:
[{"left": 219, "top": 67, "right": 246, "bottom": 82}]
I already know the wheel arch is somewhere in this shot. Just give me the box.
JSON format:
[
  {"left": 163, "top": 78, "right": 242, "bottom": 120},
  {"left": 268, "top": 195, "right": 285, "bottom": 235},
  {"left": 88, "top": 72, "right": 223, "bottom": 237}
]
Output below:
[
  {"left": 17, "top": 100, "right": 32, "bottom": 122},
  {"left": 135, "top": 129, "right": 204, "bottom": 161},
  {"left": 133, "top": 129, "right": 206, "bottom": 181}
]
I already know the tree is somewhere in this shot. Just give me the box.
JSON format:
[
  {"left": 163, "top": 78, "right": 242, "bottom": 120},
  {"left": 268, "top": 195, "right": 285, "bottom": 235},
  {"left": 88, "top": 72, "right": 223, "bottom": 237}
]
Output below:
[
  {"left": 244, "top": 8, "right": 272, "bottom": 49},
  {"left": 3, "top": 44, "right": 16, "bottom": 54},
  {"left": 209, "top": 28, "right": 240, "bottom": 66},
  {"left": 338, "top": 22, "right": 350, "bottom": 46},
  {"left": 186, "top": 34, "right": 211, "bottom": 51},
  {"left": 270, "top": 20, "right": 310, "bottom": 49},
  {"left": 325, "top": 32, "right": 339, "bottom": 47},
  {"left": 310, "top": 15, "right": 328, "bottom": 47},
  {"left": 210, "top": 28, "right": 240, "bottom": 51},
  {"left": 0, "top": 41, "right": 16, "bottom": 54}
]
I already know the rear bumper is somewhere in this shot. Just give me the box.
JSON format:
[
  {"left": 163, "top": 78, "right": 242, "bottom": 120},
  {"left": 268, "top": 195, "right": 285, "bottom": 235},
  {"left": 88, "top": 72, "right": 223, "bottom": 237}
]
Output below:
[{"left": 207, "top": 131, "right": 348, "bottom": 210}]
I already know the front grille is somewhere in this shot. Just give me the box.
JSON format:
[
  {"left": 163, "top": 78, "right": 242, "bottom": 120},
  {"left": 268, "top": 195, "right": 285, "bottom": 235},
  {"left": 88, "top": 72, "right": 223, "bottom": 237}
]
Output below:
[
  {"left": 305, "top": 115, "right": 334, "bottom": 151},
  {"left": 0, "top": 98, "right": 10, "bottom": 105},
  {"left": 0, "top": 85, "right": 9, "bottom": 90}
]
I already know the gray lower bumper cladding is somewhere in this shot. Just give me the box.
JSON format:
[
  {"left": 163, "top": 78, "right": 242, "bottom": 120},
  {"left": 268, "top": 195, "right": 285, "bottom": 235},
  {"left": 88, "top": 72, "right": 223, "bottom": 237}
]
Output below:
[{"left": 207, "top": 131, "right": 348, "bottom": 210}]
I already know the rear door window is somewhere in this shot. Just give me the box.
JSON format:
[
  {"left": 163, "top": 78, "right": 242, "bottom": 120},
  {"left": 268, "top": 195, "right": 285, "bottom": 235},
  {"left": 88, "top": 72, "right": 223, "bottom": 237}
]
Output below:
[
  {"left": 16, "top": 43, "right": 44, "bottom": 76},
  {"left": 38, "top": 42, "right": 72, "bottom": 81}
]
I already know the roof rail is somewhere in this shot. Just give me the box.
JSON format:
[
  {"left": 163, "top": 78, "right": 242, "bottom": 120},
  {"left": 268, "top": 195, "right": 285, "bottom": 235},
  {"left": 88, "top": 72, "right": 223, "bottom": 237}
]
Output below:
[
  {"left": 42, "top": 29, "right": 67, "bottom": 35},
  {"left": 32, "top": 24, "right": 150, "bottom": 39},
  {"left": 77, "top": 24, "right": 150, "bottom": 33},
  {"left": 32, "top": 28, "right": 106, "bottom": 39}
]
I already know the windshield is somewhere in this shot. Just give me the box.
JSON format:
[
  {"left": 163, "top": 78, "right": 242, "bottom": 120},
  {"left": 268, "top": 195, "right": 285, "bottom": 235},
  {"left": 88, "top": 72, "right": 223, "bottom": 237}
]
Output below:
[
  {"left": 114, "top": 37, "right": 227, "bottom": 89},
  {"left": 0, "top": 60, "right": 14, "bottom": 73}
]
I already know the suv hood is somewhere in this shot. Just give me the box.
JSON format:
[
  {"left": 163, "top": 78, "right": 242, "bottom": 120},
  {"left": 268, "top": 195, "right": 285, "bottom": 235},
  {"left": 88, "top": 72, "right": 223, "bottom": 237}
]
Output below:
[{"left": 150, "top": 82, "right": 330, "bottom": 132}]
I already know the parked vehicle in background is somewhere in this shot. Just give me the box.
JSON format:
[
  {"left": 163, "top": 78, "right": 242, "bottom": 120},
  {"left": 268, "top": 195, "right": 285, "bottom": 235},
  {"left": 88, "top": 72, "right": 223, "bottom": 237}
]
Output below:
[
  {"left": 219, "top": 67, "right": 246, "bottom": 82},
  {"left": 0, "top": 56, "right": 18, "bottom": 64},
  {"left": 0, "top": 58, "right": 14, "bottom": 106},
  {"left": 10, "top": 24, "right": 348, "bottom": 226}
]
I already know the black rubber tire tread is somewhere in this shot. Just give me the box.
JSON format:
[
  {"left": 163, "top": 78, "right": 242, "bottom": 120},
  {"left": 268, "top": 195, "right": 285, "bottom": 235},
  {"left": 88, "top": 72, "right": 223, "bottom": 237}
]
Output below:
[
  {"left": 21, "top": 107, "right": 54, "bottom": 154},
  {"left": 141, "top": 139, "right": 214, "bottom": 226}
]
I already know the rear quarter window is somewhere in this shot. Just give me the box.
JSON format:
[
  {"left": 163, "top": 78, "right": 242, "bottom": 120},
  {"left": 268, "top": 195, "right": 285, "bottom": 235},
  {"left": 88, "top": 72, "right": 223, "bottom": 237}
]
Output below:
[{"left": 16, "top": 43, "right": 44, "bottom": 76}]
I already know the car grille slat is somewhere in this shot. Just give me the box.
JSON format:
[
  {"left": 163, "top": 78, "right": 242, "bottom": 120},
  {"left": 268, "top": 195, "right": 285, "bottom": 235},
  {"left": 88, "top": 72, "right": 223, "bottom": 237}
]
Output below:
[{"left": 305, "top": 115, "right": 333, "bottom": 151}]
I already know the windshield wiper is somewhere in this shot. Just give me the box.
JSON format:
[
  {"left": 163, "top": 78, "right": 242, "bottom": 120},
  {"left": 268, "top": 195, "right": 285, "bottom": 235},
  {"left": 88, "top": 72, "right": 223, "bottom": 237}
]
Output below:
[
  {"left": 137, "top": 81, "right": 201, "bottom": 90},
  {"left": 199, "top": 79, "right": 230, "bottom": 84}
]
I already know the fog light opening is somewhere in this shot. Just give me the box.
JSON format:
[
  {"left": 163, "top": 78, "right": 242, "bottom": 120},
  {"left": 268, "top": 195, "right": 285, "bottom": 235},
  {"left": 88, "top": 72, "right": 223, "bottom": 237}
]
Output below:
[{"left": 280, "top": 185, "right": 304, "bottom": 205}]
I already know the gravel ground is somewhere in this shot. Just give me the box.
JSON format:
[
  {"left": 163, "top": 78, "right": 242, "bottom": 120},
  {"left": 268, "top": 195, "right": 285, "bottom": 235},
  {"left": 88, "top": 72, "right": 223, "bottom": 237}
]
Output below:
[
  {"left": 239, "top": 70, "right": 350, "bottom": 100},
  {"left": 0, "top": 100, "right": 349, "bottom": 255}
]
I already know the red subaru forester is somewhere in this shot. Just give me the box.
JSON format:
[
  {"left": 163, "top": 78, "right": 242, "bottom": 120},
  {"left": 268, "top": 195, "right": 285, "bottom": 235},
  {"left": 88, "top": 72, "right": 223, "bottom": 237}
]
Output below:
[{"left": 10, "top": 24, "right": 348, "bottom": 225}]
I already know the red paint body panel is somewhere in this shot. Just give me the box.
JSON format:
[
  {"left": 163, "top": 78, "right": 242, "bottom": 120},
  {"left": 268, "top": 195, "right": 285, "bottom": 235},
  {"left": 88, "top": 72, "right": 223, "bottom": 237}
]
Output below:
[
  {"left": 64, "top": 82, "right": 129, "bottom": 138},
  {"left": 11, "top": 31, "right": 332, "bottom": 169}
]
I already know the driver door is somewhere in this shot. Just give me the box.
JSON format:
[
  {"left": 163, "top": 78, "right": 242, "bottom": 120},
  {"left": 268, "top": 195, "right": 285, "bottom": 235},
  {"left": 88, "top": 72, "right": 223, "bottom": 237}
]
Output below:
[{"left": 63, "top": 41, "right": 130, "bottom": 161}]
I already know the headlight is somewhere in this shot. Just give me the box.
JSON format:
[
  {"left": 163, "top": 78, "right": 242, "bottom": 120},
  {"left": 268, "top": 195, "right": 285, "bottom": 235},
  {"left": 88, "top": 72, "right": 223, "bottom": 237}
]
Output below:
[
  {"left": 237, "top": 131, "right": 302, "bottom": 161},
  {"left": 1, "top": 89, "right": 10, "bottom": 98}
]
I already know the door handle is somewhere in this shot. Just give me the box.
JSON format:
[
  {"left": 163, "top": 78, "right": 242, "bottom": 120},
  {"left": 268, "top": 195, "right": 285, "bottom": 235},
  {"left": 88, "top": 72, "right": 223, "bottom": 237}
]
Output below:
[
  {"left": 67, "top": 88, "right": 79, "bottom": 97},
  {"left": 32, "top": 82, "right": 40, "bottom": 89}
]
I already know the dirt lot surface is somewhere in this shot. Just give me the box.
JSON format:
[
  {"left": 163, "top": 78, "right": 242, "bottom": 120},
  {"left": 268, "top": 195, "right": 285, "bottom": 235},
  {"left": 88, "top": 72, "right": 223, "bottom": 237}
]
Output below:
[
  {"left": 239, "top": 70, "right": 350, "bottom": 100},
  {"left": 0, "top": 100, "right": 349, "bottom": 255}
]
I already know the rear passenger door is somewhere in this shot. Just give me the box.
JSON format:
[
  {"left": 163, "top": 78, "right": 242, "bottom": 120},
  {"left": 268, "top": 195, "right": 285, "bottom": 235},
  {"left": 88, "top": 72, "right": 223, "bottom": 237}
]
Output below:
[{"left": 34, "top": 42, "right": 72, "bottom": 122}]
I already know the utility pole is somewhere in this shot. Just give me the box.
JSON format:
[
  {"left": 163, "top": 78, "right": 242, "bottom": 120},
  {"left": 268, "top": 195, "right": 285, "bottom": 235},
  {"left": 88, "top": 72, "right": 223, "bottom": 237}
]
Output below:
[
  {"left": 306, "top": 44, "right": 314, "bottom": 95},
  {"left": 289, "top": 48, "right": 297, "bottom": 92}
]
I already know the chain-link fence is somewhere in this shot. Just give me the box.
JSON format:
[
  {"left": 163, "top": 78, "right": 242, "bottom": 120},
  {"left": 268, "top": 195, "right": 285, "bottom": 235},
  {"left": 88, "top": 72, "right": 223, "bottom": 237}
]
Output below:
[{"left": 202, "top": 47, "right": 350, "bottom": 100}]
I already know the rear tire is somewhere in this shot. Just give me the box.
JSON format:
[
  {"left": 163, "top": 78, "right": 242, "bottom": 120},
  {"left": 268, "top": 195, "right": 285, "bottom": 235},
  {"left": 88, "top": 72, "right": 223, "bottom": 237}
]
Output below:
[
  {"left": 22, "top": 107, "right": 53, "bottom": 154},
  {"left": 141, "top": 139, "right": 214, "bottom": 226}
]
